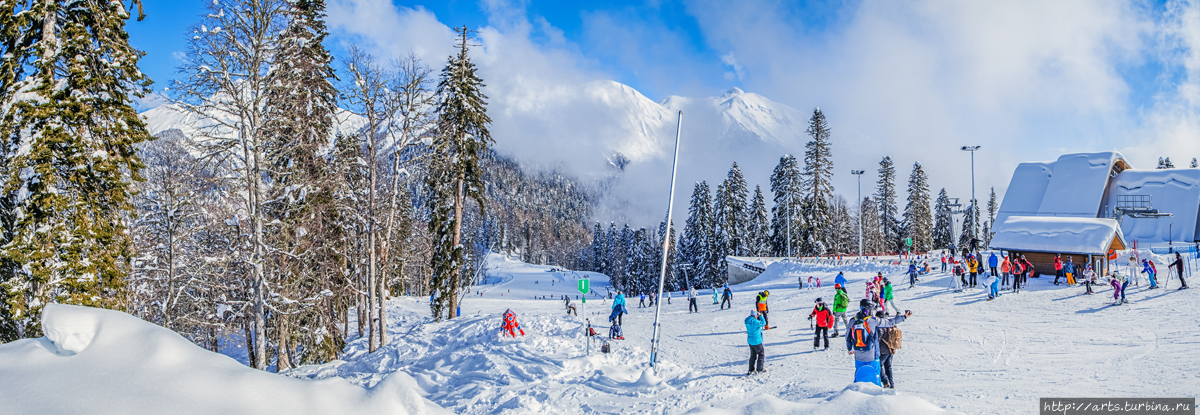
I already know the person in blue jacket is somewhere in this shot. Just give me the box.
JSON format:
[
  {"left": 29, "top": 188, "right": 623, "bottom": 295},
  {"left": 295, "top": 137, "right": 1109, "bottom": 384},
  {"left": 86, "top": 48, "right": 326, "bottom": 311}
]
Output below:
[
  {"left": 988, "top": 252, "right": 999, "bottom": 278},
  {"left": 611, "top": 291, "right": 627, "bottom": 325},
  {"left": 834, "top": 272, "right": 847, "bottom": 288},
  {"left": 745, "top": 310, "right": 767, "bottom": 374}
]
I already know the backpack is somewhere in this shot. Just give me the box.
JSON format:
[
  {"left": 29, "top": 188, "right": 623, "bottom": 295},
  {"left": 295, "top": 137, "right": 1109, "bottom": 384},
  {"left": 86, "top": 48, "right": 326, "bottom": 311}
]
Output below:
[
  {"left": 880, "top": 326, "right": 902, "bottom": 351},
  {"left": 849, "top": 316, "right": 874, "bottom": 351}
]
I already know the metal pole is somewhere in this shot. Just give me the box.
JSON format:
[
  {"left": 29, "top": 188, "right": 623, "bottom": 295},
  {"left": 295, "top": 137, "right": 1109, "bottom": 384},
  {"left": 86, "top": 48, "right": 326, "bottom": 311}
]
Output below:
[
  {"left": 787, "top": 191, "right": 792, "bottom": 259},
  {"left": 852, "top": 170, "right": 864, "bottom": 259},
  {"left": 650, "top": 111, "right": 684, "bottom": 370}
]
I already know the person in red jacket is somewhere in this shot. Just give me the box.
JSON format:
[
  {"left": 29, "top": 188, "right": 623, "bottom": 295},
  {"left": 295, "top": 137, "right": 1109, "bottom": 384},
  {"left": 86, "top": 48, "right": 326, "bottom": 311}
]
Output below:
[
  {"left": 502, "top": 309, "right": 525, "bottom": 338},
  {"left": 1053, "top": 254, "right": 1064, "bottom": 285},
  {"left": 808, "top": 298, "right": 834, "bottom": 350}
]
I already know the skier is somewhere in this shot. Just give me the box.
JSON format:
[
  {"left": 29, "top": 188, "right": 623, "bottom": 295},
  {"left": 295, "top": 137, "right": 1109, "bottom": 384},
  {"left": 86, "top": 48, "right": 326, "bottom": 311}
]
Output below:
[
  {"left": 986, "top": 271, "right": 1000, "bottom": 300},
  {"left": 907, "top": 262, "right": 918, "bottom": 288},
  {"left": 876, "top": 309, "right": 913, "bottom": 389},
  {"left": 1109, "top": 274, "right": 1123, "bottom": 305},
  {"left": 712, "top": 287, "right": 720, "bottom": 305},
  {"left": 940, "top": 253, "right": 948, "bottom": 273},
  {"left": 565, "top": 297, "right": 577, "bottom": 316},
  {"left": 1118, "top": 272, "right": 1130, "bottom": 304},
  {"left": 882, "top": 279, "right": 899, "bottom": 315},
  {"left": 502, "top": 309, "right": 525, "bottom": 338},
  {"left": 1083, "top": 263, "right": 1096, "bottom": 295},
  {"left": 1169, "top": 252, "right": 1190, "bottom": 290},
  {"left": 1065, "top": 256, "right": 1076, "bottom": 285},
  {"left": 988, "top": 252, "right": 999, "bottom": 278},
  {"left": 688, "top": 286, "right": 698, "bottom": 313},
  {"left": 832, "top": 284, "right": 850, "bottom": 338},
  {"left": 846, "top": 306, "right": 910, "bottom": 387},
  {"left": 1053, "top": 254, "right": 1064, "bottom": 285},
  {"left": 721, "top": 285, "right": 733, "bottom": 310},
  {"left": 611, "top": 291, "right": 627, "bottom": 326},
  {"left": 745, "top": 310, "right": 767, "bottom": 375},
  {"left": 755, "top": 291, "right": 771, "bottom": 329},
  {"left": 1142, "top": 259, "right": 1158, "bottom": 289},
  {"left": 835, "top": 272, "right": 847, "bottom": 288},
  {"left": 1000, "top": 255, "right": 1012, "bottom": 289},
  {"left": 968, "top": 255, "right": 980, "bottom": 288},
  {"left": 639, "top": 293, "right": 646, "bottom": 308},
  {"left": 809, "top": 298, "right": 833, "bottom": 350}
]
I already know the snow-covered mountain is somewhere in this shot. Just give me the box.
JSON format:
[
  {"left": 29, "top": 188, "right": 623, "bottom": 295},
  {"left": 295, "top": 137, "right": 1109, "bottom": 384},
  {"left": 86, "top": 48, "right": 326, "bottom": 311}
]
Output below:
[
  {"left": 139, "top": 81, "right": 811, "bottom": 226},
  {"left": 141, "top": 103, "right": 368, "bottom": 145}
]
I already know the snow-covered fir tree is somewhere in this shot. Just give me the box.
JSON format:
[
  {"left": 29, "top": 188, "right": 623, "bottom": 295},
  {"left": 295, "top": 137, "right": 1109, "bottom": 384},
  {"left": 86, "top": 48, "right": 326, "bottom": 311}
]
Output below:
[
  {"left": 1192, "top": 158, "right": 1198, "bottom": 168},
  {"left": 801, "top": 108, "right": 834, "bottom": 256},
  {"left": 1, "top": 0, "right": 152, "bottom": 340},
  {"left": 902, "top": 162, "right": 932, "bottom": 253},
  {"left": 592, "top": 222, "right": 607, "bottom": 274},
  {"left": 859, "top": 197, "right": 885, "bottom": 255},
  {"left": 932, "top": 189, "right": 954, "bottom": 249},
  {"left": 984, "top": 187, "right": 998, "bottom": 247},
  {"left": 876, "top": 157, "right": 901, "bottom": 254},
  {"left": 717, "top": 163, "right": 749, "bottom": 256},
  {"left": 428, "top": 26, "right": 493, "bottom": 321},
  {"left": 682, "top": 181, "right": 715, "bottom": 286},
  {"left": 828, "top": 196, "right": 855, "bottom": 255},
  {"left": 749, "top": 185, "right": 770, "bottom": 257},
  {"left": 1158, "top": 157, "right": 1175, "bottom": 169},
  {"left": 770, "top": 155, "right": 803, "bottom": 256}
]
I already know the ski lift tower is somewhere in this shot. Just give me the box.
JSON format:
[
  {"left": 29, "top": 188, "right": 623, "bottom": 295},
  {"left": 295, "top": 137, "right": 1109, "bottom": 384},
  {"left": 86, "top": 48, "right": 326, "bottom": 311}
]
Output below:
[
  {"left": 945, "top": 197, "right": 965, "bottom": 250},
  {"left": 1112, "top": 195, "right": 1172, "bottom": 225}
]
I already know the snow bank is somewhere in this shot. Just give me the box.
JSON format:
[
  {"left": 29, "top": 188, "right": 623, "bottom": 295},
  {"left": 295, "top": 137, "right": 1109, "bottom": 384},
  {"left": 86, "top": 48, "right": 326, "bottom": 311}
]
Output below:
[
  {"left": 746, "top": 258, "right": 907, "bottom": 284},
  {"left": 686, "top": 383, "right": 956, "bottom": 414},
  {"left": 989, "top": 216, "right": 1124, "bottom": 255},
  {"left": 0, "top": 304, "right": 449, "bottom": 415}
]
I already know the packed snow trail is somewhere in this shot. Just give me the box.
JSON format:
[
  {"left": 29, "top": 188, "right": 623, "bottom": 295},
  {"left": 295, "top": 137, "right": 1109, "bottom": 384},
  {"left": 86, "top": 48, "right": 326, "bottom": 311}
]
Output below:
[{"left": 293, "top": 253, "right": 1200, "bottom": 414}]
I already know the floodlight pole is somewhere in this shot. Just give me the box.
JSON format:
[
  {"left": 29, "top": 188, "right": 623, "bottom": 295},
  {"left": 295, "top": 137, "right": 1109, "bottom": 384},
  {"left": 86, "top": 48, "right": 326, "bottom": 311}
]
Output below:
[
  {"left": 851, "top": 170, "right": 865, "bottom": 258},
  {"left": 650, "top": 111, "right": 683, "bottom": 371},
  {"left": 961, "top": 146, "right": 981, "bottom": 247}
]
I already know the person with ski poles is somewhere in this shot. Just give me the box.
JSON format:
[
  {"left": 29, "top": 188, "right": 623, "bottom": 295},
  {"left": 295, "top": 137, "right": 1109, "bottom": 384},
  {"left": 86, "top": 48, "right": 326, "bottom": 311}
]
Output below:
[
  {"left": 1169, "top": 252, "right": 1190, "bottom": 290},
  {"left": 809, "top": 298, "right": 833, "bottom": 350},
  {"left": 831, "top": 284, "right": 850, "bottom": 337},
  {"left": 1142, "top": 259, "right": 1159, "bottom": 289},
  {"left": 846, "top": 305, "right": 911, "bottom": 387},
  {"left": 1083, "top": 263, "right": 1096, "bottom": 295},
  {"left": 907, "top": 262, "right": 918, "bottom": 288},
  {"left": 745, "top": 310, "right": 767, "bottom": 375},
  {"left": 882, "top": 278, "right": 900, "bottom": 315},
  {"left": 755, "top": 290, "right": 771, "bottom": 329},
  {"left": 688, "top": 286, "right": 699, "bottom": 313},
  {"left": 721, "top": 285, "right": 733, "bottom": 309}
]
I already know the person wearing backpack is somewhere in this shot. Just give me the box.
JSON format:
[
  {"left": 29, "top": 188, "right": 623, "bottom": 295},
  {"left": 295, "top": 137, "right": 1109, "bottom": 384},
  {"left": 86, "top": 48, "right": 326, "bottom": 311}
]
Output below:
[
  {"left": 831, "top": 284, "right": 850, "bottom": 337},
  {"left": 744, "top": 310, "right": 767, "bottom": 374},
  {"left": 845, "top": 307, "right": 910, "bottom": 387},
  {"left": 809, "top": 298, "right": 834, "bottom": 350},
  {"left": 611, "top": 291, "right": 627, "bottom": 326},
  {"left": 876, "top": 310, "right": 913, "bottom": 389},
  {"left": 755, "top": 291, "right": 771, "bottom": 329}
]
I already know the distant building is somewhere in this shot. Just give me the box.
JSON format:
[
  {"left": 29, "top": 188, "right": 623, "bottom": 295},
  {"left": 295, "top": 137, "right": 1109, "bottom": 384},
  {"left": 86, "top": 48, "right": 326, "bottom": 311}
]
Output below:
[{"left": 991, "top": 152, "right": 1200, "bottom": 274}]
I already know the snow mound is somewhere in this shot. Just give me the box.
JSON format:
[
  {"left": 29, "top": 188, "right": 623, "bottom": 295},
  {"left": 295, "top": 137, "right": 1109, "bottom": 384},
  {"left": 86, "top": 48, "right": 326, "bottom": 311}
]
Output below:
[
  {"left": 0, "top": 304, "right": 449, "bottom": 415},
  {"left": 686, "top": 383, "right": 957, "bottom": 415},
  {"left": 748, "top": 259, "right": 906, "bottom": 284}
]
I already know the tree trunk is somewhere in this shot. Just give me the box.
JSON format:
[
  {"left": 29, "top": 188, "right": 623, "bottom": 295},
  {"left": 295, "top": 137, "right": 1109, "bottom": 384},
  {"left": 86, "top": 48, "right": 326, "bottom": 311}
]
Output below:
[
  {"left": 450, "top": 178, "right": 464, "bottom": 319},
  {"left": 244, "top": 322, "right": 256, "bottom": 367},
  {"left": 276, "top": 315, "right": 292, "bottom": 371}
]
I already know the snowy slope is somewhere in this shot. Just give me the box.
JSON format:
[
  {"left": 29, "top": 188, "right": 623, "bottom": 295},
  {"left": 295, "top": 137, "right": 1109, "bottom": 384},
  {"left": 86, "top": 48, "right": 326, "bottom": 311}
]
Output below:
[
  {"left": 661, "top": 87, "right": 811, "bottom": 149},
  {"left": 0, "top": 304, "right": 448, "bottom": 415},
  {"left": 287, "top": 252, "right": 1200, "bottom": 414}
]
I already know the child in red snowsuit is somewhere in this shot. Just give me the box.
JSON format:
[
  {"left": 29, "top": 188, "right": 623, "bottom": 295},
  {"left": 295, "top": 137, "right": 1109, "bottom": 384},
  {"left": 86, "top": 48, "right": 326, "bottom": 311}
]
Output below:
[{"left": 502, "top": 309, "right": 525, "bottom": 337}]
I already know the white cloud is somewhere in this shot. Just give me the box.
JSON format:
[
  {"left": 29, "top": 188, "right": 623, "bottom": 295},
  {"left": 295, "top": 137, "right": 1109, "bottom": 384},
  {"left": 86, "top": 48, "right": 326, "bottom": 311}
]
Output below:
[{"left": 721, "top": 51, "right": 744, "bottom": 81}]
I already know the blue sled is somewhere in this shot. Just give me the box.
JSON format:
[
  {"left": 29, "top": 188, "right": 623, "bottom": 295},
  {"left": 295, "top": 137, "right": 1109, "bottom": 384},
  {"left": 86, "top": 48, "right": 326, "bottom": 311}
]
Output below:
[{"left": 853, "top": 360, "right": 882, "bottom": 386}]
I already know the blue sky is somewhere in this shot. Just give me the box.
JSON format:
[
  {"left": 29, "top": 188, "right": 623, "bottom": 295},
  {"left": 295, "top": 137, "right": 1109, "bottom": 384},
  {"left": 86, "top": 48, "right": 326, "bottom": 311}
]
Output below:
[{"left": 126, "top": 0, "right": 1200, "bottom": 224}]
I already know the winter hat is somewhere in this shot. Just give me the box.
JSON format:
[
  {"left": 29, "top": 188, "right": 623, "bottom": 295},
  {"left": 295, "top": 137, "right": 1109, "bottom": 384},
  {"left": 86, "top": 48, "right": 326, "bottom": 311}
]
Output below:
[
  {"left": 815, "top": 297, "right": 824, "bottom": 303},
  {"left": 859, "top": 299, "right": 871, "bottom": 308},
  {"left": 834, "top": 283, "right": 842, "bottom": 288},
  {"left": 750, "top": 310, "right": 759, "bottom": 318}
]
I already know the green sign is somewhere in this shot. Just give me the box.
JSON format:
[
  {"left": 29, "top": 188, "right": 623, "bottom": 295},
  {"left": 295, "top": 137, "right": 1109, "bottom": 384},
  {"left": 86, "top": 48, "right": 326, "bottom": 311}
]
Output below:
[
  {"left": 905, "top": 238, "right": 913, "bottom": 246},
  {"left": 578, "top": 278, "right": 590, "bottom": 294}
]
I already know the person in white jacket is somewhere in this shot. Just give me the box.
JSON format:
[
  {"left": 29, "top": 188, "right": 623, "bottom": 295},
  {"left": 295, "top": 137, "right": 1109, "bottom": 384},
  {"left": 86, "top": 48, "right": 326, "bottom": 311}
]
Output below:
[{"left": 688, "top": 287, "right": 698, "bottom": 313}]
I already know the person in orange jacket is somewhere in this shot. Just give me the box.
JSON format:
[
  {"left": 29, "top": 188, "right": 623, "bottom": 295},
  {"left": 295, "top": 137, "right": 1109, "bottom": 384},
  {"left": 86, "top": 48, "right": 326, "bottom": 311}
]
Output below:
[{"left": 755, "top": 291, "right": 771, "bottom": 329}]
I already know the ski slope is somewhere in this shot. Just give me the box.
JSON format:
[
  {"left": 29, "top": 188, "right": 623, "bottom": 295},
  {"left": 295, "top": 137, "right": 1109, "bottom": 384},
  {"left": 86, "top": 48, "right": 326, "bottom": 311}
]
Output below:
[
  {"left": 3, "top": 252, "right": 1197, "bottom": 414},
  {"left": 289, "top": 252, "right": 1200, "bottom": 414}
]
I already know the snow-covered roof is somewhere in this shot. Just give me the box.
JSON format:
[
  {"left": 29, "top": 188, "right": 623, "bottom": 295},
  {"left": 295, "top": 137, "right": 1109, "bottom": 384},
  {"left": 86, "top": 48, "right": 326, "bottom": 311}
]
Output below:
[
  {"left": 989, "top": 216, "right": 1125, "bottom": 255},
  {"left": 994, "top": 152, "right": 1128, "bottom": 226},
  {"left": 1103, "top": 169, "right": 1200, "bottom": 246}
]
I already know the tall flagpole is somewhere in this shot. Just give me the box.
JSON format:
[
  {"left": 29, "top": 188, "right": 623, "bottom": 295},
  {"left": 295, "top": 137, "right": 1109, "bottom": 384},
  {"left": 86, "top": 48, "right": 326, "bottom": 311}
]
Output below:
[{"left": 650, "top": 111, "right": 684, "bottom": 371}]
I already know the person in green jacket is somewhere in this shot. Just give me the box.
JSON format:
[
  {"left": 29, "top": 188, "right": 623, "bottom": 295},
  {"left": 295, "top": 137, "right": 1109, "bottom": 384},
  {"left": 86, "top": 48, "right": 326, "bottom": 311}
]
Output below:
[
  {"left": 882, "top": 278, "right": 899, "bottom": 315},
  {"left": 831, "top": 284, "right": 850, "bottom": 337}
]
